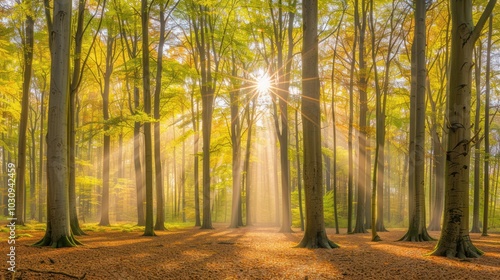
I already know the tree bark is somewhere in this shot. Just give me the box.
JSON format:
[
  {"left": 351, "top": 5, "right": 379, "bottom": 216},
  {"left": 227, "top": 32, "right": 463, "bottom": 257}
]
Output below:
[
  {"left": 191, "top": 92, "right": 201, "bottom": 226},
  {"left": 482, "top": 14, "right": 493, "bottom": 237},
  {"left": 229, "top": 55, "right": 243, "bottom": 229},
  {"left": 353, "top": 0, "right": 368, "bottom": 234},
  {"left": 471, "top": 44, "right": 482, "bottom": 233},
  {"left": 431, "top": 0, "right": 496, "bottom": 259},
  {"left": 15, "top": 0, "right": 35, "bottom": 226},
  {"left": 294, "top": 110, "right": 304, "bottom": 231},
  {"left": 400, "top": 1, "right": 433, "bottom": 241},
  {"left": 296, "top": 0, "right": 337, "bottom": 249},
  {"left": 99, "top": 29, "right": 115, "bottom": 227},
  {"left": 153, "top": 3, "right": 168, "bottom": 231},
  {"left": 347, "top": 4, "right": 358, "bottom": 233},
  {"left": 141, "top": 0, "right": 156, "bottom": 237},
  {"left": 34, "top": 0, "right": 80, "bottom": 247}
]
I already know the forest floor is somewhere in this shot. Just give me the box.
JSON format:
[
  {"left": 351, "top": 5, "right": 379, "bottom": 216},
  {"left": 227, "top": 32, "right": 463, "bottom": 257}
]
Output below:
[{"left": 1, "top": 224, "right": 500, "bottom": 279}]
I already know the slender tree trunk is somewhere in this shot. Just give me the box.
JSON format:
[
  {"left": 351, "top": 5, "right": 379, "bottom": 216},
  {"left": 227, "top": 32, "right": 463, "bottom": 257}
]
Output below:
[
  {"left": 229, "top": 54, "right": 243, "bottom": 228},
  {"left": 15, "top": 0, "right": 35, "bottom": 226},
  {"left": 99, "top": 30, "right": 115, "bottom": 227},
  {"left": 353, "top": 0, "right": 368, "bottom": 234},
  {"left": 29, "top": 109, "right": 37, "bottom": 221},
  {"left": 244, "top": 96, "right": 257, "bottom": 226},
  {"left": 38, "top": 90, "right": 45, "bottom": 222},
  {"left": 294, "top": 109, "right": 304, "bottom": 231},
  {"left": 181, "top": 116, "right": 186, "bottom": 223},
  {"left": 68, "top": 0, "right": 91, "bottom": 236},
  {"left": 400, "top": 1, "right": 433, "bottom": 241},
  {"left": 154, "top": 4, "right": 167, "bottom": 231},
  {"left": 268, "top": 0, "right": 295, "bottom": 233},
  {"left": 482, "top": 14, "right": 493, "bottom": 237},
  {"left": 347, "top": 0, "right": 358, "bottom": 233},
  {"left": 141, "top": 0, "right": 155, "bottom": 236},
  {"left": 296, "top": 0, "right": 337, "bottom": 249},
  {"left": 368, "top": 0, "right": 381, "bottom": 240},
  {"left": 133, "top": 88, "right": 145, "bottom": 226},
  {"left": 471, "top": 44, "right": 482, "bottom": 233},
  {"left": 191, "top": 93, "right": 201, "bottom": 226},
  {"left": 431, "top": 0, "right": 496, "bottom": 259},
  {"left": 191, "top": 4, "right": 216, "bottom": 230}
]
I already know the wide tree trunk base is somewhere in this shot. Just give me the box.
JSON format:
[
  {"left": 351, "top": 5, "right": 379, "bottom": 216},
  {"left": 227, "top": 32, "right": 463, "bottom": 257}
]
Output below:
[
  {"left": 33, "top": 233, "right": 82, "bottom": 248},
  {"left": 142, "top": 231, "right": 157, "bottom": 237},
  {"left": 398, "top": 228, "right": 435, "bottom": 242},
  {"left": 371, "top": 234, "right": 382, "bottom": 242},
  {"left": 295, "top": 231, "right": 339, "bottom": 249},
  {"left": 469, "top": 227, "right": 481, "bottom": 233},
  {"left": 71, "top": 220, "right": 87, "bottom": 236},
  {"left": 431, "top": 235, "right": 483, "bottom": 259},
  {"left": 376, "top": 224, "right": 388, "bottom": 232},
  {"left": 200, "top": 225, "right": 214, "bottom": 230},
  {"left": 154, "top": 223, "right": 167, "bottom": 231}
]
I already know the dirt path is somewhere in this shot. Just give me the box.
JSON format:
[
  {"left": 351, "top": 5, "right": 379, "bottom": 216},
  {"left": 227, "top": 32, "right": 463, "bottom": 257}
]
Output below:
[{"left": 2, "top": 226, "right": 500, "bottom": 279}]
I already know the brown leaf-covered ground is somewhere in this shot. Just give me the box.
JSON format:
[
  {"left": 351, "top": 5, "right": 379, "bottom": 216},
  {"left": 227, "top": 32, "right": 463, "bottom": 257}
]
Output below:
[{"left": 2, "top": 225, "right": 500, "bottom": 279}]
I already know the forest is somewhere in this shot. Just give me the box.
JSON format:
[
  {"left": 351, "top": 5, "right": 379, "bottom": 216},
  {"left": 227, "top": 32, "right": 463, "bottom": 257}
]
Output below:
[{"left": 1, "top": 0, "right": 500, "bottom": 278}]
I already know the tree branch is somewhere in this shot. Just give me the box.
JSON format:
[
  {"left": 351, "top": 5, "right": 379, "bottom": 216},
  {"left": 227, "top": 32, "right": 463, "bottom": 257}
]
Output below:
[{"left": 471, "top": 0, "right": 497, "bottom": 44}]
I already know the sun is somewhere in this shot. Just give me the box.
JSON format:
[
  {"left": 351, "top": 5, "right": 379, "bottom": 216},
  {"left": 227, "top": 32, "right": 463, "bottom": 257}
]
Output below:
[{"left": 256, "top": 72, "right": 271, "bottom": 95}]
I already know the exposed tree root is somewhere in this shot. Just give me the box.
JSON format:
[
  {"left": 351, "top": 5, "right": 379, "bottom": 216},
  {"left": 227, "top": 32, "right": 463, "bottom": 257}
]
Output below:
[
  {"left": 200, "top": 225, "right": 214, "bottom": 230},
  {"left": 376, "top": 224, "right": 388, "bottom": 232},
  {"left": 71, "top": 218, "right": 87, "bottom": 236},
  {"left": 371, "top": 235, "right": 382, "bottom": 242},
  {"left": 295, "top": 231, "right": 339, "bottom": 249},
  {"left": 33, "top": 234, "right": 82, "bottom": 248},
  {"left": 18, "top": 268, "right": 86, "bottom": 279},
  {"left": 430, "top": 235, "right": 483, "bottom": 259},
  {"left": 398, "top": 228, "right": 435, "bottom": 242},
  {"left": 154, "top": 223, "right": 167, "bottom": 231}
]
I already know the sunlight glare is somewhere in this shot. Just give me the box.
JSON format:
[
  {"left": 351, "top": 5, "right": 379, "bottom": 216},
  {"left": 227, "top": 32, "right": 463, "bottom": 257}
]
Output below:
[{"left": 256, "top": 72, "right": 271, "bottom": 95}]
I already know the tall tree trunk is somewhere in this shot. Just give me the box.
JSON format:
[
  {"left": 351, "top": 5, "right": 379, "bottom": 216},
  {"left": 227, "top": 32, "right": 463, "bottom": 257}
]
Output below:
[
  {"left": 191, "top": 92, "right": 201, "bottom": 226},
  {"left": 15, "top": 0, "right": 35, "bottom": 226},
  {"left": 181, "top": 114, "right": 186, "bottom": 223},
  {"left": 296, "top": 0, "right": 337, "bottom": 249},
  {"left": 294, "top": 109, "right": 304, "bottom": 231},
  {"left": 29, "top": 108, "right": 37, "bottom": 221},
  {"left": 141, "top": 0, "right": 156, "bottom": 236},
  {"left": 193, "top": 4, "right": 215, "bottom": 230},
  {"left": 134, "top": 89, "right": 145, "bottom": 226},
  {"left": 229, "top": 55, "right": 243, "bottom": 229},
  {"left": 353, "top": 0, "right": 368, "bottom": 234},
  {"left": 347, "top": 0, "right": 358, "bottom": 233},
  {"left": 471, "top": 44, "right": 482, "bottom": 233},
  {"left": 400, "top": 1, "right": 433, "bottom": 241},
  {"left": 34, "top": 0, "right": 80, "bottom": 247},
  {"left": 154, "top": 3, "right": 167, "bottom": 231},
  {"left": 68, "top": 0, "right": 88, "bottom": 236},
  {"left": 368, "top": 0, "right": 381, "bottom": 241},
  {"left": 482, "top": 14, "right": 493, "bottom": 237},
  {"left": 268, "top": 0, "right": 295, "bottom": 233},
  {"left": 428, "top": 14, "right": 450, "bottom": 232},
  {"left": 99, "top": 30, "right": 115, "bottom": 227},
  {"left": 117, "top": 2, "right": 145, "bottom": 227},
  {"left": 243, "top": 95, "right": 257, "bottom": 226},
  {"left": 431, "top": 0, "right": 496, "bottom": 259},
  {"left": 38, "top": 89, "right": 45, "bottom": 222}
]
